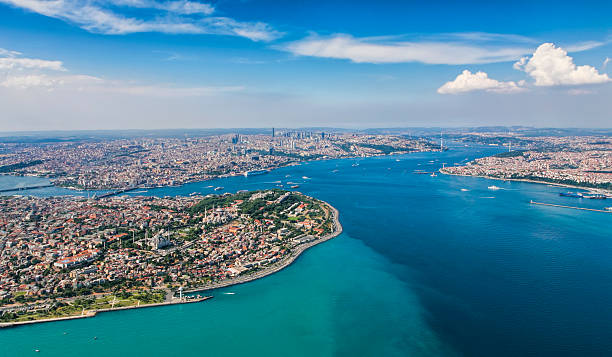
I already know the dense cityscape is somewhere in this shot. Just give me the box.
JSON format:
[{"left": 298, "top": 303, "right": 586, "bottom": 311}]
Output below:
[
  {"left": 443, "top": 134, "right": 612, "bottom": 192},
  {"left": 0, "top": 189, "right": 340, "bottom": 323},
  {"left": 0, "top": 131, "right": 437, "bottom": 190}
]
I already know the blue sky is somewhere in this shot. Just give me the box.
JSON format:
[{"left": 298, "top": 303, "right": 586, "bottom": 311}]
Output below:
[{"left": 0, "top": 0, "right": 611, "bottom": 130}]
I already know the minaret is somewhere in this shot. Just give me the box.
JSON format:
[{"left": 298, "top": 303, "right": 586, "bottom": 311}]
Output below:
[{"left": 440, "top": 131, "right": 443, "bottom": 151}]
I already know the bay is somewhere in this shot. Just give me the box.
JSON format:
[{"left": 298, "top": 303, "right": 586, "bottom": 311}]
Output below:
[{"left": 1, "top": 146, "right": 611, "bottom": 356}]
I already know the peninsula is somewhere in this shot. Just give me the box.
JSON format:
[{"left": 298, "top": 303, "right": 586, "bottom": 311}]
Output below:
[{"left": 0, "top": 190, "right": 342, "bottom": 326}]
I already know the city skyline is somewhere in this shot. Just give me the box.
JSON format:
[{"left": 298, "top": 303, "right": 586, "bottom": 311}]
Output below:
[{"left": 0, "top": 0, "right": 611, "bottom": 130}]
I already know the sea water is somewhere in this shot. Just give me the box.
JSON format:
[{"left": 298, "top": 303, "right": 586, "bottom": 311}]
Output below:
[{"left": 1, "top": 146, "right": 611, "bottom": 356}]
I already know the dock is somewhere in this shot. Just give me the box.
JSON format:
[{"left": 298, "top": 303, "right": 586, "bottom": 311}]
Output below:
[{"left": 530, "top": 200, "right": 612, "bottom": 214}]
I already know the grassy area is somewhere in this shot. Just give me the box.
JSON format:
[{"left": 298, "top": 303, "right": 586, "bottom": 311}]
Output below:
[{"left": 1, "top": 290, "right": 165, "bottom": 323}]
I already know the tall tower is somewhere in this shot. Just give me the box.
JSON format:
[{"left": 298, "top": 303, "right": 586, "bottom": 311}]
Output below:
[
  {"left": 272, "top": 128, "right": 275, "bottom": 138},
  {"left": 440, "top": 131, "right": 443, "bottom": 151}
]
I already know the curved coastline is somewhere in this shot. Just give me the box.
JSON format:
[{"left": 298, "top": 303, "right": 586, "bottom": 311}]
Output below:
[
  {"left": 184, "top": 202, "right": 343, "bottom": 293},
  {"left": 0, "top": 202, "right": 342, "bottom": 328},
  {"left": 439, "top": 169, "right": 612, "bottom": 195}
]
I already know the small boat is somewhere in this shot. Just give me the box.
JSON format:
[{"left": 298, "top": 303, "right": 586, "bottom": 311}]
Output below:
[
  {"left": 605, "top": 207, "right": 612, "bottom": 211},
  {"left": 460, "top": 188, "right": 469, "bottom": 192},
  {"left": 189, "top": 192, "right": 201, "bottom": 196},
  {"left": 214, "top": 187, "right": 224, "bottom": 191},
  {"left": 488, "top": 185, "right": 500, "bottom": 190},
  {"left": 291, "top": 185, "right": 300, "bottom": 189},
  {"left": 206, "top": 185, "right": 213, "bottom": 188},
  {"left": 302, "top": 176, "right": 310, "bottom": 180},
  {"left": 352, "top": 163, "right": 359, "bottom": 167},
  {"left": 430, "top": 172, "right": 437, "bottom": 177},
  {"left": 223, "top": 292, "right": 236, "bottom": 295}
]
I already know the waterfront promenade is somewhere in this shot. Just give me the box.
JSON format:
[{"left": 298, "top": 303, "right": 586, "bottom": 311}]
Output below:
[{"left": 0, "top": 295, "right": 212, "bottom": 329}]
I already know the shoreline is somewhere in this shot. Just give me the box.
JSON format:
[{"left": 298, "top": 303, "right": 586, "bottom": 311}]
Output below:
[
  {"left": 0, "top": 202, "right": 342, "bottom": 328},
  {"left": 439, "top": 169, "right": 612, "bottom": 196},
  {"left": 0, "top": 296, "right": 212, "bottom": 329},
  {"left": 184, "top": 202, "right": 343, "bottom": 294},
  {"left": 1, "top": 148, "right": 437, "bottom": 193}
]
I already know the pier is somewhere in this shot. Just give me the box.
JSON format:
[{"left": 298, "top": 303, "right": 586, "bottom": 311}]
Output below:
[
  {"left": 0, "top": 184, "right": 54, "bottom": 193},
  {"left": 530, "top": 200, "right": 612, "bottom": 214}
]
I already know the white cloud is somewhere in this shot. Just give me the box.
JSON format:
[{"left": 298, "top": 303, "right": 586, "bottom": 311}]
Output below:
[
  {"left": 282, "top": 34, "right": 532, "bottom": 65},
  {"left": 437, "top": 70, "right": 525, "bottom": 94},
  {"left": 0, "top": 47, "right": 243, "bottom": 96},
  {"left": 0, "top": 47, "right": 22, "bottom": 57},
  {"left": 0, "top": 74, "right": 61, "bottom": 89},
  {"left": 604, "top": 57, "right": 610, "bottom": 70},
  {"left": 0, "top": 57, "right": 65, "bottom": 71},
  {"left": 514, "top": 43, "right": 610, "bottom": 86},
  {"left": 0, "top": 72, "right": 243, "bottom": 96},
  {"left": 108, "top": 0, "right": 214, "bottom": 15},
  {"left": 0, "top": 0, "right": 281, "bottom": 41}
]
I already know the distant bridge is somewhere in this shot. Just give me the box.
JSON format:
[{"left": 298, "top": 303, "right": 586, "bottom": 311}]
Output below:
[{"left": 0, "top": 184, "right": 54, "bottom": 193}]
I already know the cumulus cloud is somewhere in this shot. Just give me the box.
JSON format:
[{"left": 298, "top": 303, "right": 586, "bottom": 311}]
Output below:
[
  {"left": 437, "top": 70, "right": 525, "bottom": 94},
  {"left": 514, "top": 43, "right": 610, "bottom": 86},
  {"left": 0, "top": 0, "right": 281, "bottom": 41},
  {"left": 282, "top": 34, "right": 532, "bottom": 65}
]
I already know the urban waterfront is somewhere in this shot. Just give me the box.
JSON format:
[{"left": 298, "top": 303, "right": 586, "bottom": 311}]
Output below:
[{"left": 1, "top": 146, "right": 612, "bottom": 357}]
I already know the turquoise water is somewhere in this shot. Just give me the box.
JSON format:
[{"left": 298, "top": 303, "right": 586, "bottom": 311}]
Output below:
[{"left": 1, "top": 146, "right": 612, "bottom": 356}]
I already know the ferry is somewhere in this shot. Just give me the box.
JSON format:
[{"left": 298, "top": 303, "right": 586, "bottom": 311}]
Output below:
[
  {"left": 605, "top": 207, "right": 612, "bottom": 211},
  {"left": 214, "top": 187, "right": 224, "bottom": 191},
  {"left": 488, "top": 185, "right": 500, "bottom": 190},
  {"left": 243, "top": 169, "right": 269, "bottom": 177},
  {"left": 559, "top": 192, "right": 583, "bottom": 198}
]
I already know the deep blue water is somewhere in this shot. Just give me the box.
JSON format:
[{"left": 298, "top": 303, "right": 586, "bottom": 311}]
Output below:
[{"left": 1, "top": 146, "right": 611, "bottom": 356}]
